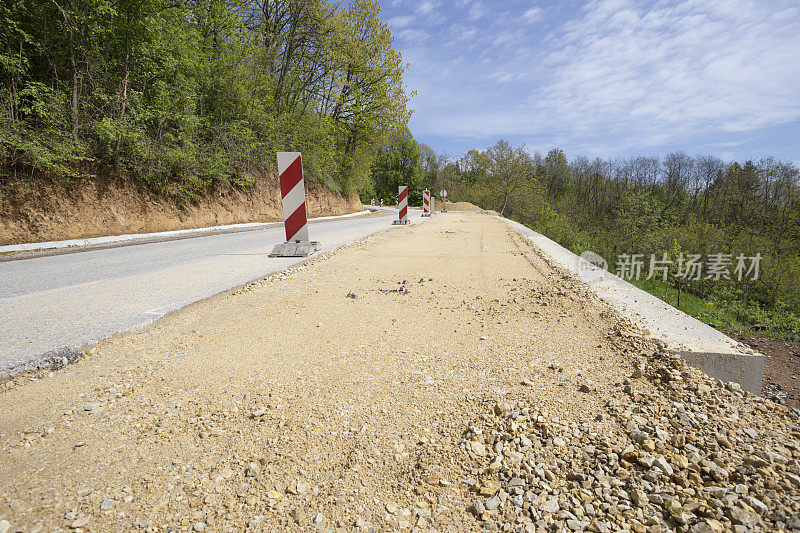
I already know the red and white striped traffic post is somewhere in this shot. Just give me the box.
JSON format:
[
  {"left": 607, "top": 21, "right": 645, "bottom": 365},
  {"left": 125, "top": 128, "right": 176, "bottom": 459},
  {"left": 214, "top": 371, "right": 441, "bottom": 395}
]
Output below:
[
  {"left": 269, "top": 152, "right": 321, "bottom": 257},
  {"left": 393, "top": 185, "right": 409, "bottom": 225},
  {"left": 422, "top": 189, "right": 431, "bottom": 217}
]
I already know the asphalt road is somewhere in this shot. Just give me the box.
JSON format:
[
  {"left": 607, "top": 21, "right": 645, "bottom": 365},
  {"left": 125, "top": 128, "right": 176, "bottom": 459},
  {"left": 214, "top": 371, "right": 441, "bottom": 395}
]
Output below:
[{"left": 0, "top": 210, "right": 420, "bottom": 374}]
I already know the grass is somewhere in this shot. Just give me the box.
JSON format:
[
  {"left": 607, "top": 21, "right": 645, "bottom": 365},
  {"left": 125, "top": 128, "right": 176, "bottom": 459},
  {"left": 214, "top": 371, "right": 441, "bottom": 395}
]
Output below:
[{"left": 629, "top": 277, "right": 747, "bottom": 332}]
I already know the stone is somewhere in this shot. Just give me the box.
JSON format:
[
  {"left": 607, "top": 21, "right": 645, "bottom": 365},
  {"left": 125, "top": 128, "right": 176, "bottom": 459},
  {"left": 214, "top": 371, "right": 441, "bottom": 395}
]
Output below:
[
  {"left": 193, "top": 522, "right": 206, "bottom": 532},
  {"left": 540, "top": 497, "right": 559, "bottom": 514},
  {"left": 245, "top": 462, "right": 259, "bottom": 477},
  {"left": 652, "top": 456, "right": 673, "bottom": 476},
  {"left": 469, "top": 500, "right": 486, "bottom": 517},
  {"left": 727, "top": 507, "right": 758, "bottom": 528},
  {"left": 494, "top": 402, "right": 512, "bottom": 416},
  {"left": 470, "top": 440, "right": 487, "bottom": 456},
  {"left": 70, "top": 516, "right": 91, "bottom": 529},
  {"left": 485, "top": 495, "right": 501, "bottom": 511},
  {"left": 743, "top": 496, "right": 767, "bottom": 514},
  {"left": 631, "top": 489, "right": 648, "bottom": 507},
  {"left": 290, "top": 508, "right": 306, "bottom": 526},
  {"left": 0, "top": 520, "right": 10, "bottom": 533},
  {"left": 101, "top": 497, "right": 114, "bottom": 511}
]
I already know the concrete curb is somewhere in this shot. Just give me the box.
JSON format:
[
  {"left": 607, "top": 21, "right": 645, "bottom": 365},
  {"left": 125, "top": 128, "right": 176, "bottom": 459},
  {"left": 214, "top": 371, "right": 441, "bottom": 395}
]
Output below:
[
  {"left": 0, "top": 210, "right": 372, "bottom": 253},
  {"left": 500, "top": 217, "right": 765, "bottom": 394}
]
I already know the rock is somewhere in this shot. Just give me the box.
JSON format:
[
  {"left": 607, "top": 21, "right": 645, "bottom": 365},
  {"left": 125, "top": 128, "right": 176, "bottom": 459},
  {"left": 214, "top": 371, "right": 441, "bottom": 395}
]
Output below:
[
  {"left": 469, "top": 500, "right": 486, "bottom": 517},
  {"left": 245, "top": 462, "right": 259, "bottom": 477},
  {"left": 485, "top": 495, "right": 501, "bottom": 510},
  {"left": 193, "top": 522, "right": 206, "bottom": 532},
  {"left": 70, "top": 516, "right": 91, "bottom": 529},
  {"left": 100, "top": 497, "right": 114, "bottom": 511},
  {"left": 521, "top": 379, "right": 535, "bottom": 387},
  {"left": 290, "top": 508, "right": 306, "bottom": 526},
  {"left": 493, "top": 402, "right": 512, "bottom": 416},
  {"left": 385, "top": 502, "right": 398, "bottom": 514},
  {"left": 470, "top": 440, "right": 486, "bottom": 456},
  {"left": 0, "top": 520, "right": 10, "bottom": 533},
  {"left": 743, "top": 496, "right": 767, "bottom": 514},
  {"left": 727, "top": 507, "right": 758, "bottom": 528},
  {"left": 540, "top": 497, "right": 559, "bottom": 514},
  {"left": 313, "top": 513, "right": 324, "bottom": 524},
  {"left": 631, "top": 489, "right": 648, "bottom": 507},
  {"left": 652, "top": 456, "right": 673, "bottom": 476}
]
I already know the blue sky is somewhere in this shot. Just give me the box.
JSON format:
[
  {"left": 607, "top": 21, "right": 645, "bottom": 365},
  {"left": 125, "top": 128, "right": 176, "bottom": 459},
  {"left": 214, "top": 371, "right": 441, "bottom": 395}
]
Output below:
[{"left": 379, "top": 0, "right": 800, "bottom": 163}]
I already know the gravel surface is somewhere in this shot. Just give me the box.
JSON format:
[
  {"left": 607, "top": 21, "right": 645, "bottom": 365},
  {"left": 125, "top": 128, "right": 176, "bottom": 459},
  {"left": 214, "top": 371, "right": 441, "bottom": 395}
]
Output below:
[
  {"left": 0, "top": 210, "right": 413, "bottom": 374},
  {"left": 0, "top": 213, "right": 798, "bottom": 532}
]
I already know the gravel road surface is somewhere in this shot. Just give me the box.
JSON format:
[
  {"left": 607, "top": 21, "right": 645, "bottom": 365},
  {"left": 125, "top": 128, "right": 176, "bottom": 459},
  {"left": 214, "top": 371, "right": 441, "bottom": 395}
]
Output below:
[
  {"left": 0, "top": 210, "right": 419, "bottom": 374},
  {"left": 0, "top": 213, "right": 797, "bottom": 532}
]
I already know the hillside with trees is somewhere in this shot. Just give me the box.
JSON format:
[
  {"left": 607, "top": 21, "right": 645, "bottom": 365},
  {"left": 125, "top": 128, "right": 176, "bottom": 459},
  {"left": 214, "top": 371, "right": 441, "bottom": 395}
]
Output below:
[
  {"left": 0, "top": 0, "right": 410, "bottom": 201},
  {"left": 412, "top": 138, "right": 800, "bottom": 339}
]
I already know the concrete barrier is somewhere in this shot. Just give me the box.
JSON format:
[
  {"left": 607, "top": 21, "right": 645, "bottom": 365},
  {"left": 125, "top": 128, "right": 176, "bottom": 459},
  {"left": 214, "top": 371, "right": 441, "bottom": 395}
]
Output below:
[{"left": 501, "top": 217, "right": 765, "bottom": 394}]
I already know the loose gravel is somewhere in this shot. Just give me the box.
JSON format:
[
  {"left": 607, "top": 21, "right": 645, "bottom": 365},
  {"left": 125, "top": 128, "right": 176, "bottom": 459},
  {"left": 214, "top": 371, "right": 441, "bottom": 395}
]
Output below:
[{"left": 0, "top": 213, "right": 797, "bottom": 532}]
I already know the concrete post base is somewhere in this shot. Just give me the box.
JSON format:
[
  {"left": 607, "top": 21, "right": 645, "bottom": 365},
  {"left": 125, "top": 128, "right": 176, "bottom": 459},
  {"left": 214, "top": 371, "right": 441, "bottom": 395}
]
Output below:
[{"left": 269, "top": 241, "right": 321, "bottom": 257}]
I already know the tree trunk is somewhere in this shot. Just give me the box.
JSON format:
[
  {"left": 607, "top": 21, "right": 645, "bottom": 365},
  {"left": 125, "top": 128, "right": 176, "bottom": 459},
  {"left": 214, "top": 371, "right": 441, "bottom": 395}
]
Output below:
[{"left": 51, "top": 0, "right": 79, "bottom": 139}]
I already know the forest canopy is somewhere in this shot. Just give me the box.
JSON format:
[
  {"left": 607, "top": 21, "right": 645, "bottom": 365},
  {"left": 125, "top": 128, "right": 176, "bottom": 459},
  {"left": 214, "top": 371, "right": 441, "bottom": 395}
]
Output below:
[
  {"left": 0, "top": 0, "right": 411, "bottom": 200},
  {"left": 416, "top": 139, "right": 800, "bottom": 339}
]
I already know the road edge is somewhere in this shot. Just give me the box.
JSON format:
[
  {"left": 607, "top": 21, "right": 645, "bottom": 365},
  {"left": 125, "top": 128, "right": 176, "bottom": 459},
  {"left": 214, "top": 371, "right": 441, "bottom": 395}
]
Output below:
[{"left": 499, "top": 215, "right": 765, "bottom": 394}]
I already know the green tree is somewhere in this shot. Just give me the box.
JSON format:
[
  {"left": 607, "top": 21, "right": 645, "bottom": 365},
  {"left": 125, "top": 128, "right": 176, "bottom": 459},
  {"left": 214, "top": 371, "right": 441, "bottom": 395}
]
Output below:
[{"left": 370, "top": 131, "right": 423, "bottom": 204}]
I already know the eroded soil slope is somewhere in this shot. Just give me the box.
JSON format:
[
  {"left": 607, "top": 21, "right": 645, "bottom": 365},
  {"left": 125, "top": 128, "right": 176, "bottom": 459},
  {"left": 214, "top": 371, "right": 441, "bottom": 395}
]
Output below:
[{"left": 0, "top": 175, "right": 361, "bottom": 245}]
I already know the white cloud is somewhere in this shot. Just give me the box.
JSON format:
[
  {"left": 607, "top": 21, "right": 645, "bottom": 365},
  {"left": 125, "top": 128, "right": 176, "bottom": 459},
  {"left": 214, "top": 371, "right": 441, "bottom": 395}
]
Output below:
[
  {"left": 388, "top": 15, "right": 416, "bottom": 29},
  {"left": 396, "top": 28, "right": 429, "bottom": 42},
  {"left": 529, "top": 0, "right": 800, "bottom": 149},
  {"left": 468, "top": 1, "right": 485, "bottom": 21},
  {"left": 387, "top": 0, "right": 800, "bottom": 159},
  {"left": 521, "top": 7, "right": 544, "bottom": 23},
  {"left": 416, "top": 1, "right": 435, "bottom": 15}
]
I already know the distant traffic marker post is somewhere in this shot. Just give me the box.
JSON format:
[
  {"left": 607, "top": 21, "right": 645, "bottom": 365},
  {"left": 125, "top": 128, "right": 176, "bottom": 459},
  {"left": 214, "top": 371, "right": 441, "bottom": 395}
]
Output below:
[
  {"left": 422, "top": 189, "right": 431, "bottom": 217},
  {"left": 393, "top": 185, "right": 409, "bottom": 225},
  {"left": 441, "top": 189, "right": 447, "bottom": 212},
  {"left": 269, "top": 152, "right": 320, "bottom": 257}
]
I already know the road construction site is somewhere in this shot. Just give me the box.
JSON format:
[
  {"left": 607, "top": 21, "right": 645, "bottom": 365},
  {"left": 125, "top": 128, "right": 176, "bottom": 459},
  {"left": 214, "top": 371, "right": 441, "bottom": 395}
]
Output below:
[{"left": 1, "top": 212, "right": 799, "bottom": 532}]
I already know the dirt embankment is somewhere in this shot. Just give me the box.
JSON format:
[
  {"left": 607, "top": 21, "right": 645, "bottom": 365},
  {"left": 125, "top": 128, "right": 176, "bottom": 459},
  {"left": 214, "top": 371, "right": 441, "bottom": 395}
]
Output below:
[{"left": 0, "top": 174, "right": 362, "bottom": 245}]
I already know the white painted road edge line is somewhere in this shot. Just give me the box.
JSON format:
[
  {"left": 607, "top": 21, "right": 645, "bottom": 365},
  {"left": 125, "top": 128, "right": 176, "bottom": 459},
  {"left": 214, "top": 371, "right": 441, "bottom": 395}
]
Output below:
[
  {"left": 0, "top": 210, "right": 373, "bottom": 253},
  {"left": 499, "top": 215, "right": 765, "bottom": 394}
]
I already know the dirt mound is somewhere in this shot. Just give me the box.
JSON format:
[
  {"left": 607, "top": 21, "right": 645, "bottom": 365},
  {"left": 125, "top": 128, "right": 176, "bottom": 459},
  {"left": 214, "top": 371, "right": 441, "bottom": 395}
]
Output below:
[
  {"left": 434, "top": 200, "right": 483, "bottom": 212},
  {"left": 0, "top": 174, "right": 361, "bottom": 245}
]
